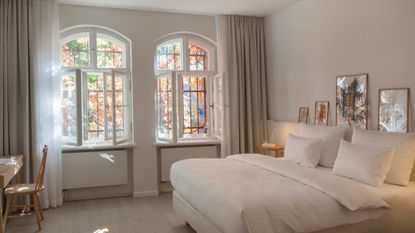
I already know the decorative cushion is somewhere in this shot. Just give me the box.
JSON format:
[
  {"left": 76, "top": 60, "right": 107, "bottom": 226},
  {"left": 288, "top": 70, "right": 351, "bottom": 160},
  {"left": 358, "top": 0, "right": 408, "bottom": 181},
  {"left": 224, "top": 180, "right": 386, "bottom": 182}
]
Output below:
[
  {"left": 333, "top": 140, "right": 394, "bottom": 187},
  {"left": 285, "top": 134, "right": 323, "bottom": 168},
  {"left": 299, "top": 123, "right": 347, "bottom": 167},
  {"left": 352, "top": 128, "right": 415, "bottom": 186}
]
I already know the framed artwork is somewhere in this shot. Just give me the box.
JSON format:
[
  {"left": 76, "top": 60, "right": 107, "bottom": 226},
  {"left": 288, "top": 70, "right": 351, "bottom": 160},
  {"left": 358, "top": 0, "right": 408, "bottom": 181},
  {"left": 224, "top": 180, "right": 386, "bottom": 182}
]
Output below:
[
  {"left": 336, "top": 74, "right": 368, "bottom": 129},
  {"left": 298, "top": 107, "right": 309, "bottom": 123},
  {"left": 378, "top": 88, "right": 409, "bottom": 133},
  {"left": 315, "top": 101, "right": 329, "bottom": 126}
]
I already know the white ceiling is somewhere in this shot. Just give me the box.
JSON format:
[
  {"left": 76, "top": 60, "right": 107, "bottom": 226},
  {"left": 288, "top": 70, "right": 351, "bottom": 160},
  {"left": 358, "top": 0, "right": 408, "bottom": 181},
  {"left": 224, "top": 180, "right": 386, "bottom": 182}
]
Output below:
[{"left": 58, "top": 0, "right": 299, "bottom": 16}]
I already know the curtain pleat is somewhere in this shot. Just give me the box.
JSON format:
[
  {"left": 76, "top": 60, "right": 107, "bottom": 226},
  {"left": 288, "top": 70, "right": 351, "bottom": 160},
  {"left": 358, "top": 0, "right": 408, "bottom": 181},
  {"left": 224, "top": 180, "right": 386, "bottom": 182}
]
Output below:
[
  {"left": 0, "top": 0, "right": 62, "bottom": 208},
  {"left": 217, "top": 15, "right": 269, "bottom": 154},
  {"left": 1, "top": 0, "right": 32, "bottom": 180}
]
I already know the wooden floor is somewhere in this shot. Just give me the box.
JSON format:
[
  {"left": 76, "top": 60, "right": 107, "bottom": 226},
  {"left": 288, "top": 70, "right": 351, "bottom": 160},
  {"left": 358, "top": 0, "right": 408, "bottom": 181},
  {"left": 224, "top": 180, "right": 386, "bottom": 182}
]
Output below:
[{"left": 5, "top": 193, "right": 196, "bottom": 233}]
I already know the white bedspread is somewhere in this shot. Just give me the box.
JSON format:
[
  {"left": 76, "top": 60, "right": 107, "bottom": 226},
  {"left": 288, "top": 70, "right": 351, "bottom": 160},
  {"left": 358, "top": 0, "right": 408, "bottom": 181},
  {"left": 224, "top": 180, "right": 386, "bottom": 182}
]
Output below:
[{"left": 170, "top": 154, "right": 390, "bottom": 233}]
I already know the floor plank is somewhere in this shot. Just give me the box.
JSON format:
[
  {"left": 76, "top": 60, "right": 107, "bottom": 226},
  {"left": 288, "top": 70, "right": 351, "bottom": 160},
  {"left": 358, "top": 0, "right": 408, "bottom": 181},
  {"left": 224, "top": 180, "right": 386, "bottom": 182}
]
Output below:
[{"left": 5, "top": 193, "right": 196, "bottom": 233}]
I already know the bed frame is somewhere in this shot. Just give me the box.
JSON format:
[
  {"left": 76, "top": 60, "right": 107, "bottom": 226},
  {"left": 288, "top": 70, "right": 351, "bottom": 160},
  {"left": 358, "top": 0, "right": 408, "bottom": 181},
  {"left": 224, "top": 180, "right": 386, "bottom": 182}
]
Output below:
[{"left": 173, "top": 191, "right": 222, "bottom": 233}]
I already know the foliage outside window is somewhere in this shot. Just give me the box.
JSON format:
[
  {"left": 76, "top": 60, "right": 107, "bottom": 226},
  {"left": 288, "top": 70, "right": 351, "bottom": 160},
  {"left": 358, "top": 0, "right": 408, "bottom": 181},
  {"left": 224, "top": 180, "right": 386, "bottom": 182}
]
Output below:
[
  {"left": 61, "top": 26, "right": 133, "bottom": 147},
  {"left": 155, "top": 34, "right": 222, "bottom": 143}
]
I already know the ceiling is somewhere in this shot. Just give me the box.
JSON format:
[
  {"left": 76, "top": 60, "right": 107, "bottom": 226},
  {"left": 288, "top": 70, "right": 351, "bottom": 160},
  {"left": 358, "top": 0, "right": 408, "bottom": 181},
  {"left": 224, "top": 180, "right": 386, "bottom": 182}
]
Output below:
[{"left": 58, "top": 0, "right": 299, "bottom": 16}]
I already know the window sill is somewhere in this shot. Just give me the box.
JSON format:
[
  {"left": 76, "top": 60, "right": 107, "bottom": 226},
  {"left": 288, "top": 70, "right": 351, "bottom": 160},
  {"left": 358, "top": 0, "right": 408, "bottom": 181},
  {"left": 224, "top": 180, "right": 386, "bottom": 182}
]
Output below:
[
  {"left": 62, "top": 142, "right": 136, "bottom": 153},
  {"left": 154, "top": 139, "right": 221, "bottom": 148}
]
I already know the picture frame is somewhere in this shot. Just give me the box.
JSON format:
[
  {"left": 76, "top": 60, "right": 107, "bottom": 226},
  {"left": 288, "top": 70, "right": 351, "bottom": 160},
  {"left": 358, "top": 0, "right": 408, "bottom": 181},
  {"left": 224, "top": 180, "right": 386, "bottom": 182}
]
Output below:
[
  {"left": 315, "top": 101, "right": 329, "bottom": 126},
  {"left": 298, "top": 107, "right": 309, "bottom": 124},
  {"left": 336, "top": 74, "right": 368, "bottom": 129},
  {"left": 378, "top": 88, "right": 410, "bottom": 133}
]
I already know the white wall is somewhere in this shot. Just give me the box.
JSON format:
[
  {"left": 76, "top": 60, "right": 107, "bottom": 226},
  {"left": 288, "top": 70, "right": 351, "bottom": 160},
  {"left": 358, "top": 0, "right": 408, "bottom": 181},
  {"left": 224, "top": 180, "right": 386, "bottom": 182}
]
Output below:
[
  {"left": 265, "top": 0, "right": 415, "bottom": 131},
  {"left": 59, "top": 4, "right": 217, "bottom": 196}
]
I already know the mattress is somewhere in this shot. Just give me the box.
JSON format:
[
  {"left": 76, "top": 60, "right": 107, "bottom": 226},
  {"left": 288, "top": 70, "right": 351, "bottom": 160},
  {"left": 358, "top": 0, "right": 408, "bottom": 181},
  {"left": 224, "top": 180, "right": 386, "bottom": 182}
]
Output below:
[{"left": 171, "top": 155, "right": 415, "bottom": 233}]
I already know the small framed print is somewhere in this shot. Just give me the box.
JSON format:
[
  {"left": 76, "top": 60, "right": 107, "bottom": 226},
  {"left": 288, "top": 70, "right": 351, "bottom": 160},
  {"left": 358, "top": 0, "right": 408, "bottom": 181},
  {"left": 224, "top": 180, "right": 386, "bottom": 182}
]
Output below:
[
  {"left": 315, "top": 101, "right": 329, "bottom": 126},
  {"left": 298, "top": 107, "right": 309, "bottom": 123},
  {"left": 378, "top": 88, "right": 410, "bottom": 133}
]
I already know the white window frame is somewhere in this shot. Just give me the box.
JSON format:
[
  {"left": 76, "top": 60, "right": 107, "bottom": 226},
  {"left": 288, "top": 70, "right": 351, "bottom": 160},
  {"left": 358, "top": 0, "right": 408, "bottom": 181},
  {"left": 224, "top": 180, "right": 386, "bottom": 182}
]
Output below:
[
  {"left": 60, "top": 25, "right": 134, "bottom": 148},
  {"left": 154, "top": 33, "right": 220, "bottom": 143}
]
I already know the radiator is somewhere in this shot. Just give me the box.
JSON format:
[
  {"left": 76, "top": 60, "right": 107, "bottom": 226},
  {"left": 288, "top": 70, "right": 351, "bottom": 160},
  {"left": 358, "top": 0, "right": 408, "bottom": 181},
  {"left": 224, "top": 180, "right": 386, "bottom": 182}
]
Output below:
[
  {"left": 160, "top": 146, "right": 218, "bottom": 182},
  {"left": 62, "top": 150, "right": 128, "bottom": 189}
]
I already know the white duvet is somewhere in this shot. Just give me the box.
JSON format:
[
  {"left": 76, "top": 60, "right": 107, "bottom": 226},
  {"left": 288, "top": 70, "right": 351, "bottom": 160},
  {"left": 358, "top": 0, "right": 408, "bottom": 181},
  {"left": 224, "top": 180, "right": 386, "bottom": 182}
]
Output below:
[{"left": 170, "top": 154, "right": 390, "bottom": 233}]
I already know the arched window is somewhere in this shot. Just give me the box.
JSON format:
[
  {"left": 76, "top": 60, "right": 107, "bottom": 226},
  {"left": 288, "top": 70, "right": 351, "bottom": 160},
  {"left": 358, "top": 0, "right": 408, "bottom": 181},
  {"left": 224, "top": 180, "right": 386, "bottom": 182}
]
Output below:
[
  {"left": 155, "top": 33, "right": 222, "bottom": 142},
  {"left": 60, "top": 25, "right": 133, "bottom": 147}
]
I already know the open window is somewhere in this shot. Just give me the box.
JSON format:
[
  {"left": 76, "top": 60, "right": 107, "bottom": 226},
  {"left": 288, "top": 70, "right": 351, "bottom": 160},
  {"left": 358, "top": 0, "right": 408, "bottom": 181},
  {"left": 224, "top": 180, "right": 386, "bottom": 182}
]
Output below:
[
  {"left": 60, "top": 26, "right": 133, "bottom": 148},
  {"left": 154, "top": 33, "right": 221, "bottom": 143}
]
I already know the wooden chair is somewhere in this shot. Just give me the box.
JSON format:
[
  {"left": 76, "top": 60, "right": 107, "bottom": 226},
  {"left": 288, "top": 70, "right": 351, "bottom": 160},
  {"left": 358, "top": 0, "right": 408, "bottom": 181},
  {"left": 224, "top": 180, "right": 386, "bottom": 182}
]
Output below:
[{"left": 3, "top": 145, "right": 48, "bottom": 231}]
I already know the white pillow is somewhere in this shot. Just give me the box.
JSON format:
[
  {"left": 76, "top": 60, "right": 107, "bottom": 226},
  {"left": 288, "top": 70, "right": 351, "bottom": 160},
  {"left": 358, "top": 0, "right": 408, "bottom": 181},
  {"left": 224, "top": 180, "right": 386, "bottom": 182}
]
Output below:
[
  {"left": 299, "top": 123, "right": 347, "bottom": 167},
  {"left": 352, "top": 128, "right": 415, "bottom": 186},
  {"left": 333, "top": 140, "right": 394, "bottom": 187},
  {"left": 285, "top": 134, "right": 323, "bottom": 168}
]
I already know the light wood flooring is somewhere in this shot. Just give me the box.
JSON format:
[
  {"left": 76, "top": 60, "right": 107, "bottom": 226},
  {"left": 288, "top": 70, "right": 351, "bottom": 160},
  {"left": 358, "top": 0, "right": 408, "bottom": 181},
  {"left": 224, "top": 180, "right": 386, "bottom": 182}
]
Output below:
[{"left": 5, "top": 193, "right": 196, "bottom": 233}]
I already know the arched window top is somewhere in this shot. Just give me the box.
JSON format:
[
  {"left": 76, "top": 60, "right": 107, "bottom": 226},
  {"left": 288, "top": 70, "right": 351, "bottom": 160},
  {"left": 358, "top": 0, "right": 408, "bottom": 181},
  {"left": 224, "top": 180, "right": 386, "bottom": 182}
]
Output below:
[
  {"left": 188, "top": 43, "right": 208, "bottom": 71},
  {"left": 156, "top": 38, "right": 183, "bottom": 71},
  {"left": 61, "top": 25, "right": 130, "bottom": 69},
  {"left": 155, "top": 32, "right": 216, "bottom": 73}
]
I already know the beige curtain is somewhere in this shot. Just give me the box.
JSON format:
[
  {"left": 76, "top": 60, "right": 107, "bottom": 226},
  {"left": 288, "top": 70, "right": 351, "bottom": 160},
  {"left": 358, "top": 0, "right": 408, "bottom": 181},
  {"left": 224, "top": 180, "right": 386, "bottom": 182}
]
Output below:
[
  {"left": 216, "top": 15, "right": 268, "bottom": 154},
  {"left": 0, "top": 0, "right": 63, "bottom": 208}
]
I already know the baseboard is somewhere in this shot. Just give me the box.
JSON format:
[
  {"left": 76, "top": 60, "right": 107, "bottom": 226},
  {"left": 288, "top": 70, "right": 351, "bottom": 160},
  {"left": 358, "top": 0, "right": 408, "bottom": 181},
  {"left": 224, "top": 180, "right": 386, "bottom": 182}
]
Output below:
[
  {"left": 133, "top": 190, "right": 159, "bottom": 197},
  {"left": 64, "top": 192, "right": 131, "bottom": 201},
  {"left": 63, "top": 184, "right": 132, "bottom": 201},
  {"left": 160, "top": 181, "right": 174, "bottom": 193}
]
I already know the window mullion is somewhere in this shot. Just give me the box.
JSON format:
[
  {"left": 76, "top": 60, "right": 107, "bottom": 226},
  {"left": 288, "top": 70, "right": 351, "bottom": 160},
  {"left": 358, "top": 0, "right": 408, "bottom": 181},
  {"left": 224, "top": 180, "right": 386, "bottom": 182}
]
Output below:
[
  {"left": 177, "top": 74, "right": 184, "bottom": 140},
  {"left": 103, "top": 72, "right": 109, "bottom": 141},
  {"left": 207, "top": 75, "right": 212, "bottom": 139},
  {"left": 75, "top": 69, "right": 83, "bottom": 146},
  {"left": 91, "top": 31, "right": 97, "bottom": 69},
  {"left": 172, "top": 71, "right": 178, "bottom": 143},
  {"left": 82, "top": 71, "right": 88, "bottom": 143},
  {"left": 111, "top": 70, "right": 117, "bottom": 145},
  {"left": 183, "top": 37, "right": 189, "bottom": 73}
]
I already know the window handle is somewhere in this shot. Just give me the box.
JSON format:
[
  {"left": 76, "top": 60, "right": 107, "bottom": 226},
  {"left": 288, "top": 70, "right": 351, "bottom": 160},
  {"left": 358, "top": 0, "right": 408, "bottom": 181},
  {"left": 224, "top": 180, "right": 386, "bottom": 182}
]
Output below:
[{"left": 209, "top": 104, "right": 214, "bottom": 109}]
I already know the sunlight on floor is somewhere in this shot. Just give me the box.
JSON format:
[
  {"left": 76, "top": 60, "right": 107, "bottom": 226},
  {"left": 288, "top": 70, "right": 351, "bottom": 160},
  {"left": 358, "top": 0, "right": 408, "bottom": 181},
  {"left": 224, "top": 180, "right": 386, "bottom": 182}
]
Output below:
[{"left": 93, "top": 228, "right": 109, "bottom": 233}]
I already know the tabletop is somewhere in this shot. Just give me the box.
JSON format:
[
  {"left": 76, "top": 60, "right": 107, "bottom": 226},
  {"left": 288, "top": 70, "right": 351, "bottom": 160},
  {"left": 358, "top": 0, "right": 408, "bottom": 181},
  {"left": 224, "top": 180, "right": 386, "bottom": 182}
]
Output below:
[{"left": 0, "top": 155, "right": 23, "bottom": 188}]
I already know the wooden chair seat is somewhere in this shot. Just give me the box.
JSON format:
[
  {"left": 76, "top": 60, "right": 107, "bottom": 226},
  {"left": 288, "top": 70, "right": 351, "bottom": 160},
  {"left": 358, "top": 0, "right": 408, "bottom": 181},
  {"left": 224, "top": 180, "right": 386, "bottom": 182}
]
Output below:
[
  {"left": 3, "top": 145, "right": 48, "bottom": 232},
  {"left": 5, "top": 184, "right": 45, "bottom": 195}
]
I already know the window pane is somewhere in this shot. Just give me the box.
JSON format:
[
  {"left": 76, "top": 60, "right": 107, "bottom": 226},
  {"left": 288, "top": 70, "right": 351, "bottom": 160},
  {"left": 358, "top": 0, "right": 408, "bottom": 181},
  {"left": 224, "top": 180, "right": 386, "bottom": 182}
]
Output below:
[
  {"left": 105, "top": 74, "right": 113, "bottom": 139},
  {"left": 188, "top": 44, "right": 208, "bottom": 71},
  {"left": 182, "top": 76, "right": 207, "bottom": 137},
  {"left": 61, "top": 33, "right": 90, "bottom": 67},
  {"left": 156, "top": 40, "right": 182, "bottom": 71},
  {"left": 97, "top": 34, "right": 126, "bottom": 68},
  {"left": 61, "top": 72, "right": 77, "bottom": 140},
  {"left": 113, "top": 73, "right": 127, "bottom": 139},
  {"left": 157, "top": 75, "right": 173, "bottom": 139},
  {"left": 86, "top": 72, "right": 105, "bottom": 141}
]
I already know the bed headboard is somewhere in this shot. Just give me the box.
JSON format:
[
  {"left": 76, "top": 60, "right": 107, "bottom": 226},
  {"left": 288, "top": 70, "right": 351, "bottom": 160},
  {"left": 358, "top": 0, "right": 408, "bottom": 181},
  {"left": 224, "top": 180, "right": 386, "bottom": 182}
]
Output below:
[
  {"left": 267, "top": 121, "right": 353, "bottom": 145},
  {"left": 268, "top": 121, "right": 415, "bottom": 181}
]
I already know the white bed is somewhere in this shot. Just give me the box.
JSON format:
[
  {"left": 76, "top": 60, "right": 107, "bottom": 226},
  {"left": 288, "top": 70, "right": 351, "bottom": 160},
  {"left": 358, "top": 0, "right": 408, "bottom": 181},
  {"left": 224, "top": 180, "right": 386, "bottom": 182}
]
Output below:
[{"left": 171, "top": 154, "right": 415, "bottom": 233}]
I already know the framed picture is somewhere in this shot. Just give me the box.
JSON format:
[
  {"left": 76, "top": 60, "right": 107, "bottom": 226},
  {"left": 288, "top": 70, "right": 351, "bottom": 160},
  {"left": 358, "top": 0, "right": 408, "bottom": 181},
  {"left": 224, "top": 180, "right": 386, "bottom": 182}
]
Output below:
[
  {"left": 315, "top": 101, "right": 329, "bottom": 126},
  {"left": 336, "top": 74, "right": 368, "bottom": 129},
  {"left": 298, "top": 107, "right": 309, "bottom": 123},
  {"left": 378, "top": 88, "right": 410, "bottom": 133}
]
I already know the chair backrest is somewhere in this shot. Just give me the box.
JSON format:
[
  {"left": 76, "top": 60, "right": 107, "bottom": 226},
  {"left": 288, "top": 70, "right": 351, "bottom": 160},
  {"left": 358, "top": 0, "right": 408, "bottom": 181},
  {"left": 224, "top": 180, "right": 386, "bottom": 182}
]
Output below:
[{"left": 35, "top": 145, "right": 48, "bottom": 191}]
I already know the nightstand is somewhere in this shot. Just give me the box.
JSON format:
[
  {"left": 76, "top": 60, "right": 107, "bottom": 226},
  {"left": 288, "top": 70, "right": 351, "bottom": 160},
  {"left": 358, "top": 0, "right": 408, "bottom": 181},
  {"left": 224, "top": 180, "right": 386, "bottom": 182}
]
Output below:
[{"left": 256, "top": 144, "right": 285, "bottom": 158}]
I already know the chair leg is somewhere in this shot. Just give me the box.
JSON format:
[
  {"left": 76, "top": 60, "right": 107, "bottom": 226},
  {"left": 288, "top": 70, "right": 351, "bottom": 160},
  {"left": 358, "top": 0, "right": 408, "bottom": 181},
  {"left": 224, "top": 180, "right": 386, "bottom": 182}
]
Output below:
[
  {"left": 35, "top": 194, "right": 44, "bottom": 221},
  {"left": 3, "top": 195, "right": 14, "bottom": 232},
  {"left": 32, "top": 194, "right": 42, "bottom": 231}
]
